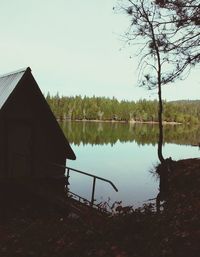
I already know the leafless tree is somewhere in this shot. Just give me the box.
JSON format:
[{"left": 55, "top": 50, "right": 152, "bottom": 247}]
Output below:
[{"left": 118, "top": 0, "right": 200, "bottom": 163}]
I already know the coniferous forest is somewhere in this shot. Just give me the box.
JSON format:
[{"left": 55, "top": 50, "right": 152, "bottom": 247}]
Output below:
[{"left": 46, "top": 94, "right": 200, "bottom": 124}]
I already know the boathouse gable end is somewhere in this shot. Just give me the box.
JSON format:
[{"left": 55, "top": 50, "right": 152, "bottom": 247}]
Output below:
[{"left": 0, "top": 67, "right": 75, "bottom": 179}]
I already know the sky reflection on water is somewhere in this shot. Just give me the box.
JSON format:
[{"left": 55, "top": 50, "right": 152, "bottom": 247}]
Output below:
[{"left": 67, "top": 141, "right": 200, "bottom": 207}]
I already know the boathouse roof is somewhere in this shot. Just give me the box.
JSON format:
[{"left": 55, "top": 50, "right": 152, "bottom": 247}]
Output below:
[
  {"left": 0, "top": 67, "right": 29, "bottom": 110},
  {"left": 0, "top": 67, "right": 76, "bottom": 160}
]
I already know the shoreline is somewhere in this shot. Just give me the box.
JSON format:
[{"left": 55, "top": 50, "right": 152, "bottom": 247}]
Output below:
[
  {"left": 57, "top": 119, "right": 182, "bottom": 125},
  {"left": 1, "top": 157, "right": 199, "bottom": 257}
]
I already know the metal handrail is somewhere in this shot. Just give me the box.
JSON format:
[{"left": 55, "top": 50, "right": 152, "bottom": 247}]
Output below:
[
  {"left": 50, "top": 162, "right": 118, "bottom": 206},
  {"left": 66, "top": 166, "right": 118, "bottom": 192}
]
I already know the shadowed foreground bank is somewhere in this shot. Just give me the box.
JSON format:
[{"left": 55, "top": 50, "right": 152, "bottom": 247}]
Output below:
[{"left": 0, "top": 158, "right": 200, "bottom": 257}]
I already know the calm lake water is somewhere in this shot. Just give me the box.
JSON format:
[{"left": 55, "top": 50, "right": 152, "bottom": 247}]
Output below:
[{"left": 60, "top": 121, "right": 200, "bottom": 207}]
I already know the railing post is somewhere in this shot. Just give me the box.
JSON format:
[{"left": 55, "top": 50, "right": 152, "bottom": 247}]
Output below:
[
  {"left": 91, "top": 177, "right": 96, "bottom": 206},
  {"left": 67, "top": 168, "right": 70, "bottom": 180},
  {"left": 65, "top": 168, "right": 70, "bottom": 188}
]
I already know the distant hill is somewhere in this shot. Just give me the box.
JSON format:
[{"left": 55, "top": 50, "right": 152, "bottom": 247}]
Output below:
[{"left": 169, "top": 100, "right": 200, "bottom": 105}]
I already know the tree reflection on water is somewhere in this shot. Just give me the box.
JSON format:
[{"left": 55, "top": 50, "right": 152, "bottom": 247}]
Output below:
[{"left": 60, "top": 121, "right": 200, "bottom": 147}]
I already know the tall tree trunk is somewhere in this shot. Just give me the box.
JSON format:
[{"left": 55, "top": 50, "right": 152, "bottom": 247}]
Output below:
[
  {"left": 144, "top": 6, "right": 165, "bottom": 164},
  {"left": 157, "top": 47, "right": 165, "bottom": 163},
  {"left": 157, "top": 75, "right": 165, "bottom": 163}
]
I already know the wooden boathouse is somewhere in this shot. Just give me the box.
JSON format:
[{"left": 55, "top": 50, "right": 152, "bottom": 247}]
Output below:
[
  {"left": 0, "top": 67, "right": 118, "bottom": 210},
  {"left": 0, "top": 67, "right": 76, "bottom": 186}
]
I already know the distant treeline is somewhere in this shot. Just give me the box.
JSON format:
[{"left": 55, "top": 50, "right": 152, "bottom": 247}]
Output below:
[{"left": 46, "top": 94, "right": 200, "bottom": 124}]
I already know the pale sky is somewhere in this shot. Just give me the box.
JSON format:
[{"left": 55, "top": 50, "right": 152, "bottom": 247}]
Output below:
[{"left": 0, "top": 0, "right": 199, "bottom": 101}]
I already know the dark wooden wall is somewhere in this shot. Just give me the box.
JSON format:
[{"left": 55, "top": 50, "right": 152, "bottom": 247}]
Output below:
[{"left": 0, "top": 74, "right": 67, "bottom": 179}]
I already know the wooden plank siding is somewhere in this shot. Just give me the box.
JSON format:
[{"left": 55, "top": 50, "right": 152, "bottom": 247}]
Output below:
[{"left": 0, "top": 67, "right": 75, "bottom": 180}]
